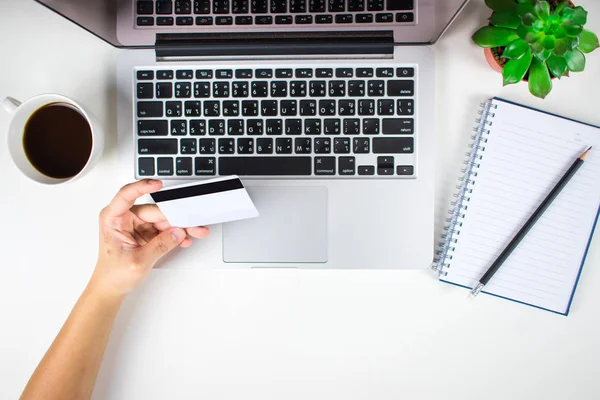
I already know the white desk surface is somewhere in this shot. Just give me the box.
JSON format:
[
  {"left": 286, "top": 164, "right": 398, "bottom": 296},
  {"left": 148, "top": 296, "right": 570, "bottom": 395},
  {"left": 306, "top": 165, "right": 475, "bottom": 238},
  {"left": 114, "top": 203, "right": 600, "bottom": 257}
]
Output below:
[{"left": 1, "top": 1, "right": 600, "bottom": 399}]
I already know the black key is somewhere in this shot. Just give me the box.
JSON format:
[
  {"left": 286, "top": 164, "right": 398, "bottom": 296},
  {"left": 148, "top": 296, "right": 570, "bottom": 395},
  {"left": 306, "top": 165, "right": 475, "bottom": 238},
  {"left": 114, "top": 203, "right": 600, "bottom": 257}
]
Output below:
[
  {"left": 376, "top": 67, "right": 394, "bottom": 77},
  {"left": 252, "top": 0, "right": 269, "bottom": 13},
  {"left": 195, "top": 12, "right": 213, "bottom": 21},
  {"left": 166, "top": 101, "right": 182, "bottom": 117},
  {"left": 309, "top": 0, "right": 327, "bottom": 12},
  {"left": 232, "top": 0, "right": 250, "bottom": 13},
  {"left": 280, "top": 100, "right": 297, "bottom": 116},
  {"left": 387, "top": 80, "right": 414, "bottom": 96},
  {"left": 328, "top": 81, "right": 345, "bottom": 97},
  {"left": 334, "top": 137, "right": 350, "bottom": 153},
  {"left": 344, "top": 119, "right": 360, "bottom": 135},
  {"left": 252, "top": 81, "right": 269, "bottom": 97},
  {"left": 295, "top": 15, "right": 313, "bottom": 24},
  {"left": 138, "top": 102, "right": 164, "bottom": 118},
  {"left": 157, "top": 0, "right": 173, "bottom": 13},
  {"left": 271, "top": 0, "right": 287, "bottom": 13},
  {"left": 290, "top": 0, "right": 307, "bottom": 12},
  {"left": 175, "top": 82, "right": 192, "bottom": 98},
  {"left": 295, "top": 138, "right": 311, "bottom": 153},
  {"left": 378, "top": 99, "right": 395, "bottom": 115},
  {"left": 176, "top": 70, "right": 194, "bottom": 80},
  {"left": 137, "top": 16, "right": 155, "bottom": 26},
  {"left": 170, "top": 120, "right": 187, "bottom": 135},
  {"left": 335, "top": 14, "right": 353, "bottom": 23},
  {"left": 266, "top": 119, "right": 283, "bottom": 135},
  {"left": 362, "top": 118, "right": 380, "bottom": 135},
  {"left": 314, "top": 138, "right": 331, "bottom": 153},
  {"left": 373, "top": 137, "right": 414, "bottom": 153},
  {"left": 257, "top": 138, "right": 273, "bottom": 154},
  {"left": 328, "top": 0, "right": 345, "bottom": 11},
  {"left": 319, "top": 100, "right": 336, "bottom": 116},
  {"left": 397, "top": 99, "right": 414, "bottom": 115},
  {"left": 157, "top": 157, "right": 174, "bottom": 175},
  {"left": 176, "top": 158, "right": 193, "bottom": 176},
  {"left": 396, "top": 12, "right": 414, "bottom": 22},
  {"left": 215, "top": 69, "right": 233, "bottom": 79},
  {"left": 237, "top": 138, "right": 254, "bottom": 154},
  {"left": 376, "top": 13, "right": 393, "bottom": 22},
  {"left": 175, "top": 0, "right": 192, "bottom": 13},
  {"left": 276, "top": 15, "right": 293, "bottom": 24},
  {"left": 180, "top": 139, "right": 197, "bottom": 154},
  {"left": 353, "top": 137, "right": 370, "bottom": 153},
  {"left": 383, "top": 118, "right": 413, "bottom": 134},
  {"left": 290, "top": 81, "right": 307, "bottom": 97},
  {"left": 275, "top": 69, "right": 293, "bottom": 78},
  {"left": 368, "top": 80, "right": 385, "bottom": 96},
  {"left": 358, "top": 99, "right": 375, "bottom": 116},
  {"left": 261, "top": 100, "right": 278, "bottom": 116},
  {"left": 247, "top": 119, "right": 264, "bottom": 135},
  {"left": 139, "top": 139, "right": 178, "bottom": 154},
  {"left": 324, "top": 118, "right": 341, "bottom": 135},
  {"left": 300, "top": 100, "right": 317, "bottom": 116},
  {"left": 355, "top": 13, "right": 373, "bottom": 23},
  {"left": 377, "top": 156, "right": 394, "bottom": 168},
  {"left": 223, "top": 101, "right": 240, "bottom": 117},
  {"left": 339, "top": 157, "right": 356, "bottom": 175},
  {"left": 314, "top": 156, "right": 335, "bottom": 175},
  {"left": 219, "top": 157, "right": 311, "bottom": 175},
  {"left": 367, "top": 0, "right": 384, "bottom": 11},
  {"left": 242, "top": 100, "right": 259, "bottom": 116},
  {"left": 235, "top": 69, "right": 252, "bottom": 79},
  {"left": 184, "top": 101, "right": 202, "bottom": 117},
  {"left": 137, "top": 70, "right": 154, "bottom": 80},
  {"left": 228, "top": 119, "right": 245, "bottom": 135},
  {"left": 336, "top": 68, "right": 353, "bottom": 78},
  {"left": 304, "top": 118, "right": 321, "bottom": 135},
  {"left": 348, "top": 80, "right": 365, "bottom": 97},
  {"left": 137, "top": 83, "right": 153, "bottom": 99},
  {"left": 216, "top": 16, "right": 233, "bottom": 25},
  {"left": 316, "top": 14, "right": 333, "bottom": 23},
  {"left": 157, "top": 70, "right": 174, "bottom": 80},
  {"left": 209, "top": 119, "right": 226, "bottom": 135},
  {"left": 348, "top": 0, "right": 365, "bottom": 11},
  {"left": 195, "top": 157, "right": 216, "bottom": 175},
  {"left": 194, "top": 82, "right": 211, "bottom": 98},
  {"left": 270, "top": 81, "right": 288, "bottom": 97},
  {"left": 256, "top": 17, "right": 277, "bottom": 27},
  {"left": 358, "top": 165, "right": 375, "bottom": 175},
  {"left": 232, "top": 81, "right": 249, "bottom": 97},
  {"left": 256, "top": 69, "right": 273, "bottom": 79},
  {"left": 190, "top": 119, "right": 207, "bottom": 135},
  {"left": 213, "top": 81, "right": 230, "bottom": 97},
  {"left": 356, "top": 68, "right": 373, "bottom": 77},
  {"left": 156, "top": 83, "right": 172, "bottom": 99},
  {"left": 196, "top": 69, "right": 213, "bottom": 79},
  {"left": 310, "top": 81, "right": 327, "bottom": 97},
  {"left": 387, "top": 0, "right": 413, "bottom": 10},
  {"left": 139, "top": 157, "right": 155, "bottom": 176},
  {"left": 199, "top": 138, "right": 216, "bottom": 154},
  {"left": 378, "top": 166, "right": 394, "bottom": 175},
  {"left": 214, "top": 0, "right": 230, "bottom": 13},
  {"left": 218, "top": 138, "right": 235, "bottom": 154},
  {"left": 397, "top": 165, "right": 414, "bottom": 175},
  {"left": 285, "top": 119, "right": 302, "bottom": 135},
  {"left": 275, "top": 138, "right": 292, "bottom": 154},
  {"left": 194, "top": 0, "right": 211, "bottom": 13},
  {"left": 316, "top": 68, "right": 333, "bottom": 78},
  {"left": 203, "top": 101, "right": 220, "bottom": 116},
  {"left": 157, "top": 16, "right": 174, "bottom": 25},
  {"left": 338, "top": 99, "right": 355, "bottom": 116},
  {"left": 137, "top": 1, "right": 154, "bottom": 15},
  {"left": 177, "top": 16, "right": 194, "bottom": 24},
  {"left": 397, "top": 67, "right": 415, "bottom": 78},
  {"left": 138, "top": 120, "right": 168, "bottom": 136}
]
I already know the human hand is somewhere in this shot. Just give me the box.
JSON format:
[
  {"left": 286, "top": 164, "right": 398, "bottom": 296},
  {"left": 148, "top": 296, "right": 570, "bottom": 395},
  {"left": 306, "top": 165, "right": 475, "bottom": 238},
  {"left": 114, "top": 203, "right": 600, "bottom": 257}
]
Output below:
[{"left": 90, "top": 180, "right": 210, "bottom": 298}]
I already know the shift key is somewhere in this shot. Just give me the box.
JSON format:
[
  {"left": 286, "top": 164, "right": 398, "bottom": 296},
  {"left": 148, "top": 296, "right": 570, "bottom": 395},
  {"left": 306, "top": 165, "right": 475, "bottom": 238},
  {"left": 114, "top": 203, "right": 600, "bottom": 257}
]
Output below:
[
  {"left": 373, "top": 137, "right": 414, "bottom": 154},
  {"left": 137, "top": 101, "right": 164, "bottom": 118},
  {"left": 138, "top": 139, "right": 178, "bottom": 154}
]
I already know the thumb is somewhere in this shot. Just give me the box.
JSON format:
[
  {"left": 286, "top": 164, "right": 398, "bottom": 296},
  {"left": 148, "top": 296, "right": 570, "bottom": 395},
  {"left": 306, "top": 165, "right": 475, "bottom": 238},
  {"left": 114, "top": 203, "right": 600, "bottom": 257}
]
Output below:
[{"left": 141, "top": 228, "right": 186, "bottom": 266}]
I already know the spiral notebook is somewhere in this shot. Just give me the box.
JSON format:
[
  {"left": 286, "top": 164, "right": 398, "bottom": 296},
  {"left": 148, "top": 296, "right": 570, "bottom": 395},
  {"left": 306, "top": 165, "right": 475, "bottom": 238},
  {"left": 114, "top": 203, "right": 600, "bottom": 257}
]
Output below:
[{"left": 434, "top": 98, "right": 600, "bottom": 315}]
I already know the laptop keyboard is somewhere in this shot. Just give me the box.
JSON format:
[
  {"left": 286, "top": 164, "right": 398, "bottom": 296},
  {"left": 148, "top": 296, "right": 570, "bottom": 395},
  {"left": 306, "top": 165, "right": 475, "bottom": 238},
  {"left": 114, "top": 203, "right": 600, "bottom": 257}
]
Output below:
[
  {"left": 134, "top": 65, "right": 416, "bottom": 178},
  {"left": 135, "top": 0, "right": 415, "bottom": 27}
]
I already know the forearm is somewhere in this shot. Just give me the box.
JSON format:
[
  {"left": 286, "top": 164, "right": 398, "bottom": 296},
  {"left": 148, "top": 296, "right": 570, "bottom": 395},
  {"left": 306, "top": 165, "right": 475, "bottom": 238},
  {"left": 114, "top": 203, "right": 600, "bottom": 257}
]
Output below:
[{"left": 21, "top": 281, "right": 123, "bottom": 400}]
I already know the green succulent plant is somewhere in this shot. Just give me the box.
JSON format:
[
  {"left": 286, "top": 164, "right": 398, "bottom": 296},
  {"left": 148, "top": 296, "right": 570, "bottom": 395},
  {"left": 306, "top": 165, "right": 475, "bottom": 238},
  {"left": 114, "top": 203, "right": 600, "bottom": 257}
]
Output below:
[{"left": 472, "top": 0, "right": 599, "bottom": 98}]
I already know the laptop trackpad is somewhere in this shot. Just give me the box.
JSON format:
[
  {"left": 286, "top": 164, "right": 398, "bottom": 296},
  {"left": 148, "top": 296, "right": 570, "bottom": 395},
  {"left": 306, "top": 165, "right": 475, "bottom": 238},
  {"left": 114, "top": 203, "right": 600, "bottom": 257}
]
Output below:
[{"left": 223, "top": 186, "right": 328, "bottom": 264}]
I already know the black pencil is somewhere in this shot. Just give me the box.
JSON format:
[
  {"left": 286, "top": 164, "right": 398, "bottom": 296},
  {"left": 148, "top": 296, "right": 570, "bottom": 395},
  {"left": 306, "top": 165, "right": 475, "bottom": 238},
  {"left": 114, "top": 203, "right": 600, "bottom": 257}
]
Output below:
[{"left": 470, "top": 146, "right": 593, "bottom": 297}]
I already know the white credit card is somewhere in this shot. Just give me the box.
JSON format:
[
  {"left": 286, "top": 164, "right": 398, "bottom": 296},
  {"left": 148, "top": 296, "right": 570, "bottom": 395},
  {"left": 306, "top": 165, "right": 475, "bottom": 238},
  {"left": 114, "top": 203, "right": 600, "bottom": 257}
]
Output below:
[{"left": 150, "top": 176, "right": 259, "bottom": 228}]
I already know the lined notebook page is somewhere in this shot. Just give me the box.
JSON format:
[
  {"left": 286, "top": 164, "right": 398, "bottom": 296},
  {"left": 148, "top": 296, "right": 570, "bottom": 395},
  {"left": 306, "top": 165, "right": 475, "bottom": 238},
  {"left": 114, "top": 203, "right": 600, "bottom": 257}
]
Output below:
[{"left": 443, "top": 99, "right": 600, "bottom": 314}]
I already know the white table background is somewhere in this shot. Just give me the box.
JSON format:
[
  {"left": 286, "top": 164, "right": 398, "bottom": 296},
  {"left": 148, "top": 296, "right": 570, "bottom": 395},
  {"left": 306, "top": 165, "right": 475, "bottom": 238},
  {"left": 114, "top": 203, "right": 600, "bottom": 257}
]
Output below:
[{"left": 1, "top": 1, "right": 600, "bottom": 399}]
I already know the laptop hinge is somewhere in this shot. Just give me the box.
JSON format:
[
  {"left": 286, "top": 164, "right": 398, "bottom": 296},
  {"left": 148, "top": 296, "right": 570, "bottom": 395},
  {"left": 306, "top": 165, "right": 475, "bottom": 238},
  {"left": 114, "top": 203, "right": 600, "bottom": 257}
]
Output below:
[{"left": 154, "top": 31, "right": 394, "bottom": 61}]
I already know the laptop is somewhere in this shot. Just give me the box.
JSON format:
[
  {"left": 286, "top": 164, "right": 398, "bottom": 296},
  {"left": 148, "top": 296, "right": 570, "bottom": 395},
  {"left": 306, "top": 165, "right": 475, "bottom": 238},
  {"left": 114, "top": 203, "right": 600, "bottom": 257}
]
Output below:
[{"left": 35, "top": 0, "right": 469, "bottom": 269}]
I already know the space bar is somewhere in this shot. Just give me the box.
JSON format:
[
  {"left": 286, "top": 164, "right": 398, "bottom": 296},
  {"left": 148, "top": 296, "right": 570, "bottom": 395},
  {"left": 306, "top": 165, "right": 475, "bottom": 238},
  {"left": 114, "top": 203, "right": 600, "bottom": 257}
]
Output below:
[{"left": 219, "top": 157, "right": 312, "bottom": 176}]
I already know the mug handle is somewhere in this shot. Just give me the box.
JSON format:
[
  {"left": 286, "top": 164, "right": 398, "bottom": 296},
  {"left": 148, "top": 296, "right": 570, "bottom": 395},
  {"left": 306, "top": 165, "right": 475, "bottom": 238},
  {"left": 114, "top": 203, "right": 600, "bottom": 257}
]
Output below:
[{"left": 2, "top": 97, "right": 22, "bottom": 115}]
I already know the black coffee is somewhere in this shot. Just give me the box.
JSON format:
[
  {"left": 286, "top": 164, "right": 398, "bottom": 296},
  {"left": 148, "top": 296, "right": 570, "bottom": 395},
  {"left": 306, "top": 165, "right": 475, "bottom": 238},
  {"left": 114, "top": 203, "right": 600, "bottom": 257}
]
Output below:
[{"left": 23, "top": 103, "right": 93, "bottom": 179}]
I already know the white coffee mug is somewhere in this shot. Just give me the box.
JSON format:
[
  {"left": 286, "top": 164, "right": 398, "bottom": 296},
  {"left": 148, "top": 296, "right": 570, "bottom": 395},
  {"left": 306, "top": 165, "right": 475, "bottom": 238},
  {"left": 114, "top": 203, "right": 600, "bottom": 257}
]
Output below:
[{"left": 2, "top": 94, "right": 104, "bottom": 185}]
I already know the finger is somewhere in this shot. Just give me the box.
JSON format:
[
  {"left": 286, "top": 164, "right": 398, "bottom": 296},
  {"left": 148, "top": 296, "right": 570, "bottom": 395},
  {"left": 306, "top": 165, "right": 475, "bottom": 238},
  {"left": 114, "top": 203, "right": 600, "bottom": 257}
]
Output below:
[
  {"left": 131, "top": 204, "right": 167, "bottom": 224},
  {"left": 104, "top": 180, "right": 163, "bottom": 217},
  {"left": 185, "top": 226, "right": 210, "bottom": 239},
  {"left": 140, "top": 228, "right": 186, "bottom": 267},
  {"left": 179, "top": 238, "right": 193, "bottom": 248},
  {"left": 134, "top": 223, "right": 159, "bottom": 244}
]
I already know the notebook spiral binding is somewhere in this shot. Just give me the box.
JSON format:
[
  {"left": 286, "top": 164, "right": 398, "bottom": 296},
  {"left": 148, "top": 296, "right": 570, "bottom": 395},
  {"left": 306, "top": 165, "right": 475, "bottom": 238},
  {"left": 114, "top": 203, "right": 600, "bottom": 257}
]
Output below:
[{"left": 432, "top": 100, "right": 498, "bottom": 276}]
